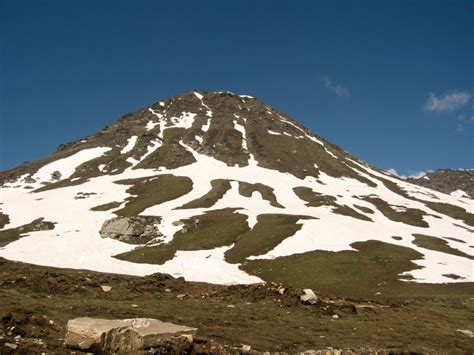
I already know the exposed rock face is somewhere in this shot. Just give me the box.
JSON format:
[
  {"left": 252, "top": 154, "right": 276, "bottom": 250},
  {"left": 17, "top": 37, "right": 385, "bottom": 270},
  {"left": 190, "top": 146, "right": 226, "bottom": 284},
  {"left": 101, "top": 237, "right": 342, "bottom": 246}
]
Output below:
[
  {"left": 99, "top": 216, "right": 162, "bottom": 243},
  {"left": 406, "top": 169, "right": 474, "bottom": 198},
  {"left": 64, "top": 317, "right": 197, "bottom": 352}
]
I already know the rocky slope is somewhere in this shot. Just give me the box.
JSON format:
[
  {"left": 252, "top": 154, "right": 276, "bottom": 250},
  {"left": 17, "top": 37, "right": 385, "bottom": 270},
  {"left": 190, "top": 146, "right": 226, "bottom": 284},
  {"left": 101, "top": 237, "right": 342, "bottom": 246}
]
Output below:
[
  {"left": 0, "top": 91, "right": 472, "bottom": 287},
  {"left": 406, "top": 169, "right": 474, "bottom": 199}
]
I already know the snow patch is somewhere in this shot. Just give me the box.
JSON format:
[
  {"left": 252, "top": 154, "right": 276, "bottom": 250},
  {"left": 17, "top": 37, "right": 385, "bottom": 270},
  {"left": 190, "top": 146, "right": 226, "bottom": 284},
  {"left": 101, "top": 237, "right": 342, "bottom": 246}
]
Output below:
[
  {"left": 32, "top": 147, "right": 111, "bottom": 182},
  {"left": 120, "top": 136, "right": 138, "bottom": 154},
  {"left": 146, "top": 121, "right": 159, "bottom": 131}
]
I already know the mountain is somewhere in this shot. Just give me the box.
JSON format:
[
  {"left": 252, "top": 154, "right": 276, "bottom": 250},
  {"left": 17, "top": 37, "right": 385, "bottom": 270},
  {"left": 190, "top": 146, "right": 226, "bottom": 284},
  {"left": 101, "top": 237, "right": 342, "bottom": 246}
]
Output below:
[
  {"left": 0, "top": 91, "right": 473, "bottom": 290},
  {"left": 406, "top": 169, "right": 474, "bottom": 199}
]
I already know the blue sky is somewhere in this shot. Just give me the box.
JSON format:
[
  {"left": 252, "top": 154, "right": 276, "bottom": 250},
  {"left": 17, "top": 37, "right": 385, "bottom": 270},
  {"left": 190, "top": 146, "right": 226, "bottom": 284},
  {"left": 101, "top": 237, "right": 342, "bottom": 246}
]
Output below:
[{"left": 1, "top": 0, "right": 472, "bottom": 175}]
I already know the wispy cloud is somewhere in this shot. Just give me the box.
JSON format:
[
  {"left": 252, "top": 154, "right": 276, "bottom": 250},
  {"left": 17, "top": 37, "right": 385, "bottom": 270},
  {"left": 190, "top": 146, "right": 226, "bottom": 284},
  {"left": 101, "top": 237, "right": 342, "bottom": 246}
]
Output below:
[
  {"left": 323, "top": 77, "right": 351, "bottom": 97},
  {"left": 424, "top": 91, "right": 471, "bottom": 113}
]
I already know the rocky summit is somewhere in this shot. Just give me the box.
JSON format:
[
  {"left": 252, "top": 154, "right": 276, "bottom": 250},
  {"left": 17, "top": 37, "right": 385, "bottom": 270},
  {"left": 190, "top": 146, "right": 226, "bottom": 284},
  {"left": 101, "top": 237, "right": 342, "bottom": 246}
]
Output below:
[
  {"left": 0, "top": 91, "right": 473, "bottom": 287},
  {"left": 406, "top": 168, "right": 474, "bottom": 199}
]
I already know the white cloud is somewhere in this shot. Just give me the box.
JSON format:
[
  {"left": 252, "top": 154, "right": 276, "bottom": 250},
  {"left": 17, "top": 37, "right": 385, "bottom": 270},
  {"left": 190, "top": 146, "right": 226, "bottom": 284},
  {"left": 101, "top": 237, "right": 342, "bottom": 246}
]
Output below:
[
  {"left": 424, "top": 91, "right": 471, "bottom": 113},
  {"left": 323, "top": 77, "right": 351, "bottom": 97},
  {"left": 387, "top": 168, "right": 399, "bottom": 176}
]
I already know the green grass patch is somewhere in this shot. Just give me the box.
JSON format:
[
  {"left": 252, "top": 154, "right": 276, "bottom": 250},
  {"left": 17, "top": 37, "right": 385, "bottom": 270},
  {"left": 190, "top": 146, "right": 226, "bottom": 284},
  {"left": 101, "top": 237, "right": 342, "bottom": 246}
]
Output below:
[
  {"left": 353, "top": 204, "right": 374, "bottom": 214},
  {"left": 294, "top": 187, "right": 371, "bottom": 221},
  {"left": 0, "top": 212, "right": 10, "bottom": 229},
  {"left": 114, "top": 174, "right": 193, "bottom": 216},
  {"left": 115, "top": 208, "right": 249, "bottom": 265},
  {"left": 241, "top": 240, "right": 430, "bottom": 298},
  {"left": 361, "top": 196, "right": 429, "bottom": 227},
  {"left": 225, "top": 214, "right": 313, "bottom": 264},
  {"left": 238, "top": 181, "right": 284, "bottom": 208},
  {"left": 132, "top": 128, "right": 197, "bottom": 170},
  {"left": 424, "top": 202, "right": 474, "bottom": 227},
  {"left": 90, "top": 201, "right": 122, "bottom": 211},
  {"left": 178, "top": 179, "right": 231, "bottom": 209},
  {"left": 412, "top": 234, "right": 473, "bottom": 260},
  {"left": 0, "top": 218, "right": 55, "bottom": 247},
  {"left": 293, "top": 186, "right": 336, "bottom": 207}
]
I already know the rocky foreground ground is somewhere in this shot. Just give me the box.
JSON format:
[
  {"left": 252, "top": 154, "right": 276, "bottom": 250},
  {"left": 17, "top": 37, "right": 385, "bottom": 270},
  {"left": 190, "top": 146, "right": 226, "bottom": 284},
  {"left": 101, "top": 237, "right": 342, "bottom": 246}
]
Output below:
[{"left": 0, "top": 258, "right": 473, "bottom": 354}]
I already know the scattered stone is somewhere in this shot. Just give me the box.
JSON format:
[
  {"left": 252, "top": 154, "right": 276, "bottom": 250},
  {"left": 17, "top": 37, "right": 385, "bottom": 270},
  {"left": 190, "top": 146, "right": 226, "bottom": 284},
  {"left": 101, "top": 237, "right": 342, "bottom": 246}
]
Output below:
[
  {"left": 99, "top": 216, "right": 162, "bottom": 243},
  {"left": 5, "top": 343, "right": 18, "bottom": 350},
  {"left": 278, "top": 287, "right": 286, "bottom": 295},
  {"left": 131, "top": 304, "right": 139, "bottom": 308},
  {"left": 456, "top": 329, "right": 474, "bottom": 338},
  {"left": 332, "top": 314, "right": 340, "bottom": 319},
  {"left": 300, "top": 289, "right": 318, "bottom": 305},
  {"left": 51, "top": 171, "right": 62, "bottom": 180},
  {"left": 64, "top": 317, "right": 197, "bottom": 352},
  {"left": 49, "top": 320, "right": 55, "bottom": 325},
  {"left": 101, "top": 285, "right": 112, "bottom": 292},
  {"left": 177, "top": 294, "right": 189, "bottom": 300},
  {"left": 227, "top": 304, "right": 235, "bottom": 308},
  {"left": 242, "top": 344, "right": 251, "bottom": 352}
]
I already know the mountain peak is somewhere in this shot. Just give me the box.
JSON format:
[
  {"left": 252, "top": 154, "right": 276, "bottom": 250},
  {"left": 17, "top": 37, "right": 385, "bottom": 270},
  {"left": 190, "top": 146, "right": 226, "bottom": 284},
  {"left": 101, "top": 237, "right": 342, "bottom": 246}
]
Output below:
[{"left": 1, "top": 91, "right": 472, "bottom": 287}]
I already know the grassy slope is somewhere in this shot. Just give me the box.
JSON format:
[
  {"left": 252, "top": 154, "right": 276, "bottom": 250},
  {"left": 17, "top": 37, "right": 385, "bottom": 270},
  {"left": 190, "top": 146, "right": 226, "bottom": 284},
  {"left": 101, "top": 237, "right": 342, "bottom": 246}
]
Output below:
[
  {"left": 238, "top": 181, "right": 284, "bottom": 208},
  {"left": 293, "top": 186, "right": 372, "bottom": 221},
  {"left": 0, "top": 219, "right": 55, "bottom": 247},
  {"left": 114, "top": 174, "right": 193, "bottom": 216},
  {"left": 360, "top": 196, "right": 429, "bottom": 227},
  {"left": 412, "top": 234, "right": 474, "bottom": 261},
  {"left": 90, "top": 201, "right": 122, "bottom": 211},
  {"left": 115, "top": 209, "right": 249, "bottom": 264},
  {"left": 178, "top": 179, "right": 231, "bottom": 209},
  {"left": 241, "top": 240, "right": 474, "bottom": 299},
  {"left": 1, "top": 258, "right": 473, "bottom": 353},
  {"left": 0, "top": 212, "right": 9, "bottom": 229},
  {"left": 225, "top": 214, "right": 312, "bottom": 264}
]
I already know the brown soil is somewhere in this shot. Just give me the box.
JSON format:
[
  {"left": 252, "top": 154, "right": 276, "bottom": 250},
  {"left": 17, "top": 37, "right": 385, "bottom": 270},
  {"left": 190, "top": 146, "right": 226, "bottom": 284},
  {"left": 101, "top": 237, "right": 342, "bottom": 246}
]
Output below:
[{"left": 0, "top": 258, "right": 473, "bottom": 354}]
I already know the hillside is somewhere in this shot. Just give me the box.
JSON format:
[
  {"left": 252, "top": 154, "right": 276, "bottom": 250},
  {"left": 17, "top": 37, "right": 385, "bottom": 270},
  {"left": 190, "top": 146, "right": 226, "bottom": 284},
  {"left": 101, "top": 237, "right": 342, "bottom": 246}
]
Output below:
[
  {"left": 0, "top": 91, "right": 473, "bottom": 291},
  {"left": 406, "top": 169, "right": 474, "bottom": 199}
]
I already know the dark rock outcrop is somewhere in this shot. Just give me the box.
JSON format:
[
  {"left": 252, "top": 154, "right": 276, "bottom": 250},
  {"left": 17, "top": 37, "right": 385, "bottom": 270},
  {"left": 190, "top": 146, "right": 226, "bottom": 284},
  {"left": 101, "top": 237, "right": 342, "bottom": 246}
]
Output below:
[{"left": 406, "top": 169, "right": 473, "bottom": 198}]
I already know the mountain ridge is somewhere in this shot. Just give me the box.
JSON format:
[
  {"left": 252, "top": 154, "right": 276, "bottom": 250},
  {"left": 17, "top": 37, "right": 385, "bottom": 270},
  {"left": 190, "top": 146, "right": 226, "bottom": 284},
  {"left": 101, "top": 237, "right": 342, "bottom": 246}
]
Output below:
[
  {"left": 0, "top": 91, "right": 472, "bottom": 288},
  {"left": 406, "top": 168, "right": 474, "bottom": 199}
]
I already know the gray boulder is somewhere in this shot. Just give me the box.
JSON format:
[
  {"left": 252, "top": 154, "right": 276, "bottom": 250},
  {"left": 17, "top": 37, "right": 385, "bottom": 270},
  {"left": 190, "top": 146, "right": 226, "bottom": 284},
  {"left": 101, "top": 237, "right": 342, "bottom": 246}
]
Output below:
[
  {"left": 64, "top": 317, "right": 196, "bottom": 352},
  {"left": 99, "top": 216, "right": 162, "bottom": 243}
]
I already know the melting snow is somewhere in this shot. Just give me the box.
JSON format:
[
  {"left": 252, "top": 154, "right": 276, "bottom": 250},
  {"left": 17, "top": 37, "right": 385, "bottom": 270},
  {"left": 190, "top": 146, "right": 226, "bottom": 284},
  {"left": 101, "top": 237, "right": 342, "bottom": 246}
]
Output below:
[
  {"left": 170, "top": 112, "right": 196, "bottom": 130},
  {"left": 268, "top": 129, "right": 282, "bottom": 135},
  {"left": 233, "top": 120, "right": 248, "bottom": 150},
  {"left": 146, "top": 121, "right": 159, "bottom": 131},
  {"left": 120, "top": 136, "right": 138, "bottom": 154},
  {"left": 1, "top": 138, "right": 473, "bottom": 285},
  {"left": 450, "top": 190, "right": 470, "bottom": 199},
  {"left": 32, "top": 147, "right": 111, "bottom": 182}
]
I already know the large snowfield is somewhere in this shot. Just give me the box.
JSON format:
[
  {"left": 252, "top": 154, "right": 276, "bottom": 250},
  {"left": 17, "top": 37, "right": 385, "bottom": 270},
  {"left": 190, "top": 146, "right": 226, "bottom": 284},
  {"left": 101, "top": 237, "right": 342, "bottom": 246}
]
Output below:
[{"left": 0, "top": 100, "right": 473, "bottom": 285}]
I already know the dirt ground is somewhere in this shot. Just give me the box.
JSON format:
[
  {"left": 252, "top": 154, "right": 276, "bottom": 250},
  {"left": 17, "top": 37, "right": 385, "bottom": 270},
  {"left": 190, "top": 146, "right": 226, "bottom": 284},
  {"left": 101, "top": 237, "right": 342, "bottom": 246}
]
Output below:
[{"left": 0, "top": 257, "right": 473, "bottom": 354}]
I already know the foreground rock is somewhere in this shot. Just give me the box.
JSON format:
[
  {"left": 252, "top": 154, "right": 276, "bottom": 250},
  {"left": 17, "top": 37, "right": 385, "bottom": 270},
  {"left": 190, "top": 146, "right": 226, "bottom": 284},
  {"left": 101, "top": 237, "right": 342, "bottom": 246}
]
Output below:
[
  {"left": 64, "top": 317, "right": 197, "bottom": 352},
  {"left": 99, "top": 216, "right": 162, "bottom": 243},
  {"left": 300, "top": 289, "right": 319, "bottom": 305}
]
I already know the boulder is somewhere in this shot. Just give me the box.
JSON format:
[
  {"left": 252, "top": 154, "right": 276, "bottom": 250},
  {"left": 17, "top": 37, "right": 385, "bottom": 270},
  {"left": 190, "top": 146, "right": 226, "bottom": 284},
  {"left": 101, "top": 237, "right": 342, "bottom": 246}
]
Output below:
[
  {"left": 300, "top": 289, "right": 318, "bottom": 305},
  {"left": 64, "top": 317, "right": 197, "bottom": 352},
  {"left": 51, "top": 171, "right": 62, "bottom": 180},
  {"left": 99, "top": 216, "right": 162, "bottom": 243}
]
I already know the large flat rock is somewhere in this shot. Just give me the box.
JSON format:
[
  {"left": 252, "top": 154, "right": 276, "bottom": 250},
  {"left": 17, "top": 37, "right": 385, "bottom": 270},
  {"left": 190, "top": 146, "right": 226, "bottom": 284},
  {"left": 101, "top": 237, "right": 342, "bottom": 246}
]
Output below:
[{"left": 64, "top": 317, "right": 197, "bottom": 352}]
